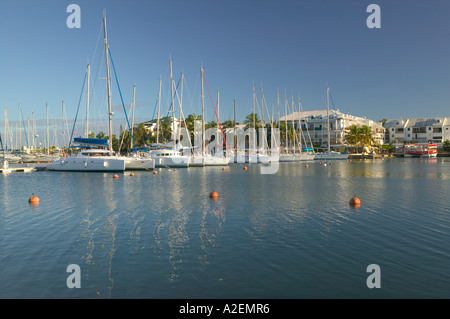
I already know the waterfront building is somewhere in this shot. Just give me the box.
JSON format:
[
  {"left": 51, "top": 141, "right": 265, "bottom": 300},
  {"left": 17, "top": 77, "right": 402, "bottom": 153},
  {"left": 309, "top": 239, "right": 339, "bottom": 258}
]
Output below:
[
  {"left": 279, "top": 109, "right": 385, "bottom": 149},
  {"left": 384, "top": 117, "right": 450, "bottom": 145}
]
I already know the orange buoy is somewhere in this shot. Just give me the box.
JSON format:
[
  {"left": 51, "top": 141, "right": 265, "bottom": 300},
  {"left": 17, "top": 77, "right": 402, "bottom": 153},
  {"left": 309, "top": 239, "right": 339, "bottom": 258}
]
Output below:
[
  {"left": 28, "top": 195, "right": 40, "bottom": 205},
  {"left": 349, "top": 197, "right": 361, "bottom": 207},
  {"left": 222, "top": 167, "right": 226, "bottom": 171},
  {"left": 173, "top": 169, "right": 177, "bottom": 172},
  {"left": 243, "top": 166, "right": 248, "bottom": 170},
  {"left": 153, "top": 171, "right": 158, "bottom": 174},
  {"left": 305, "top": 164, "right": 309, "bottom": 168},
  {"left": 26, "top": 164, "right": 29, "bottom": 167},
  {"left": 210, "top": 191, "right": 219, "bottom": 199},
  {"left": 113, "top": 174, "right": 119, "bottom": 179},
  {"left": 130, "top": 173, "right": 135, "bottom": 176}
]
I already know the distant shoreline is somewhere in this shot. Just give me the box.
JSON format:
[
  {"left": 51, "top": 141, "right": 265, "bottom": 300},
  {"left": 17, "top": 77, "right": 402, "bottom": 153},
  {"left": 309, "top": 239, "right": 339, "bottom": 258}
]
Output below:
[{"left": 347, "top": 153, "right": 450, "bottom": 159}]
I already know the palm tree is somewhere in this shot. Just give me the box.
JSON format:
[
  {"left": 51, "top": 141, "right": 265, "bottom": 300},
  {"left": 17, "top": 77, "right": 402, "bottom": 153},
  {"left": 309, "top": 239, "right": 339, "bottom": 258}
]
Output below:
[
  {"left": 243, "top": 113, "right": 262, "bottom": 130},
  {"left": 345, "top": 124, "right": 375, "bottom": 153}
]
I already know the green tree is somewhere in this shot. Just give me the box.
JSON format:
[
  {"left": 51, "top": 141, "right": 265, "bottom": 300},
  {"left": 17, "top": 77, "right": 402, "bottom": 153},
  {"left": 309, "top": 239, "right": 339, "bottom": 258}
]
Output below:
[
  {"left": 444, "top": 140, "right": 450, "bottom": 152},
  {"left": 243, "top": 113, "right": 262, "bottom": 130},
  {"left": 345, "top": 124, "right": 375, "bottom": 153},
  {"left": 96, "top": 132, "right": 106, "bottom": 139}
]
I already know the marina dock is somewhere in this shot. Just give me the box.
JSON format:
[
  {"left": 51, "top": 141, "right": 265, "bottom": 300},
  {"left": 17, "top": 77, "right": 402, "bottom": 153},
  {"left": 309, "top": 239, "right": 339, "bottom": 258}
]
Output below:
[
  {"left": 1, "top": 160, "right": 37, "bottom": 173},
  {"left": 0, "top": 166, "right": 35, "bottom": 174}
]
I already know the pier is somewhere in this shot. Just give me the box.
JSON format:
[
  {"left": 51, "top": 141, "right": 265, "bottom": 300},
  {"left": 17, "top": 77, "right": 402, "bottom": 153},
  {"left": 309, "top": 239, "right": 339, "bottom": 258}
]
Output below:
[{"left": 0, "top": 160, "right": 36, "bottom": 174}]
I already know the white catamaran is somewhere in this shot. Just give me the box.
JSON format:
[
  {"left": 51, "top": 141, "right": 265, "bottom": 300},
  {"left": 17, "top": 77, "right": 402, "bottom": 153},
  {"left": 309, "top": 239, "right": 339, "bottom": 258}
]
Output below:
[
  {"left": 148, "top": 59, "right": 190, "bottom": 168},
  {"left": 47, "top": 15, "right": 127, "bottom": 172}
]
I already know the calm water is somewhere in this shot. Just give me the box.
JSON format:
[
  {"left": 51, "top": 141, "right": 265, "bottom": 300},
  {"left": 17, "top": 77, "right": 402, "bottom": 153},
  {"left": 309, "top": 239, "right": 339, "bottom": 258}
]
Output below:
[{"left": 1, "top": 158, "right": 450, "bottom": 299}]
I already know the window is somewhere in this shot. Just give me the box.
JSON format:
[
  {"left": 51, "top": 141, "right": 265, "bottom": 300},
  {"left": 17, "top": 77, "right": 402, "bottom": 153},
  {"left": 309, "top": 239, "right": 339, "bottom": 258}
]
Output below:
[{"left": 412, "top": 127, "right": 426, "bottom": 134}]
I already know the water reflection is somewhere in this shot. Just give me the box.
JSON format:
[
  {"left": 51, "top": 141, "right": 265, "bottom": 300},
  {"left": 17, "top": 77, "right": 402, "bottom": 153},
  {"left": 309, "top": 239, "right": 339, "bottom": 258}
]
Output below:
[
  {"left": 199, "top": 197, "right": 226, "bottom": 267},
  {"left": 3, "top": 157, "right": 450, "bottom": 298}
]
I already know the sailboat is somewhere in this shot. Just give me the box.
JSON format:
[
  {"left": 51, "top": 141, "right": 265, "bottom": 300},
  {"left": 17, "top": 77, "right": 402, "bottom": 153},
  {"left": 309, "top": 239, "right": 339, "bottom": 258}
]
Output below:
[
  {"left": 35, "top": 102, "right": 60, "bottom": 163},
  {"left": 47, "top": 15, "right": 126, "bottom": 172},
  {"left": 314, "top": 86, "right": 349, "bottom": 161},
  {"left": 1, "top": 109, "right": 21, "bottom": 163},
  {"left": 148, "top": 59, "right": 189, "bottom": 168},
  {"left": 199, "top": 67, "right": 230, "bottom": 166},
  {"left": 121, "top": 85, "right": 155, "bottom": 170},
  {"left": 279, "top": 92, "right": 314, "bottom": 162}
]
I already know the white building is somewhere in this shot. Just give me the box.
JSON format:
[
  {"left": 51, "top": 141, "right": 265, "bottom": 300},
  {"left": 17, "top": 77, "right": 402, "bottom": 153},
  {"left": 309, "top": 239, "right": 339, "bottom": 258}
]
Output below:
[
  {"left": 140, "top": 117, "right": 181, "bottom": 139},
  {"left": 384, "top": 117, "right": 450, "bottom": 145},
  {"left": 280, "top": 109, "right": 385, "bottom": 148}
]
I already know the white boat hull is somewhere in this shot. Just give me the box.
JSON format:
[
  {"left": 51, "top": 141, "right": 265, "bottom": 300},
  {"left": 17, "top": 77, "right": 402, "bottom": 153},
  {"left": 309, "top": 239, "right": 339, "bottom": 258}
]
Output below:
[
  {"left": 279, "top": 153, "right": 315, "bottom": 162},
  {"left": 153, "top": 156, "right": 190, "bottom": 168},
  {"left": 0, "top": 154, "right": 21, "bottom": 163},
  {"left": 47, "top": 157, "right": 125, "bottom": 171},
  {"left": 204, "top": 155, "right": 230, "bottom": 166},
  {"left": 124, "top": 157, "right": 155, "bottom": 170},
  {"left": 227, "top": 153, "right": 276, "bottom": 164},
  {"left": 314, "top": 152, "right": 349, "bottom": 160}
]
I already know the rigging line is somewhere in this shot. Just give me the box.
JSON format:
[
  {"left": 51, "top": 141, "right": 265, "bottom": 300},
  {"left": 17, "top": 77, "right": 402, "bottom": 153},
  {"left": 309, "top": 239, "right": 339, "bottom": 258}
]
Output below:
[
  {"left": 20, "top": 106, "right": 29, "bottom": 148},
  {"left": 90, "top": 22, "right": 104, "bottom": 69},
  {"left": 202, "top": 71, "right": 228, "bottom": 152},
  {"left": 108, "top": 48, "right": 136, "bottom": 151},
  {"left": 69, "top": 69, "right": 88, "bottom": 148},
  {"left": 173, "top": 76, "right": 192, "bottom": 148}
]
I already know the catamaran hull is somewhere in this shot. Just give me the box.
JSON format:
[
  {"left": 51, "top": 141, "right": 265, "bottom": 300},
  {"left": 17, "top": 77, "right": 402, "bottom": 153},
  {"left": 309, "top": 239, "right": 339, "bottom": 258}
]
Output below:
[
  {"left": 0, "top": 155, "right": 21, "bottom": 164},
  {"left": 124, "top": 158, "right": 155, "bottom": 170},
  {"left": 153, "top": 156, "right": 190, "bottom": 168},
  {"left": 314, "top": 152, "right": 349, "bottom": 160},
  {"left": 46, "top": 158, "right": 125, "bottom": 171},
  {"left": 204, "top": 156, "right": 230, "bottom": 166},
  {"left": 279, "top": 154, "right": 315, "bottom": 162}
]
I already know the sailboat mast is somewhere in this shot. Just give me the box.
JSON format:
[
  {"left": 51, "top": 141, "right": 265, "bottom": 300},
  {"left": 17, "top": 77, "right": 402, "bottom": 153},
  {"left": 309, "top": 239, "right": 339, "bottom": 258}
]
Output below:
[
  {"left": 4, "top": 109, "right": 7, "bottom": 150},
  {"left": 201, "top": 67, "right": 205, "bottom": 156},
  {"left": 252, "top": 84, "right": 256, "bottom": 151},
  {"left": 170, "top": 59, "right": 175, "bottom": 150},
  {"left": 156, "top": 77, "right": 161, "bottom": 145},
  {"left": 32, "top": 112, "right": 35, "bottom": 150},
  {"left": 131, "top": 84, "right": 136, "bottom": 150},
  {"left": 18, "top": 104, "right": 21, "bottom": 150},
  {"left": 284, "top": 91, "right": 288, "bottom": 152},
  {"left": 291, "top": 94, "right": 295, "bottom": 154},
  {"left": 179, "top": 72, "right": 184, "bottom": 144},
  {"left": 46, "top": 102, "right": 49, "bottom": 155},
  {"left": 103, "top": 16, "right": 113, "bottom": 154},
  {"left": 326, "top": 85, "right": 330, "bottom": 153},
  {"left": 86, "top": 64, "right": 90, "bottom": 138},
  {"left": 62, "top": 100, "right": 66, "bottom": 148},
  {"left": 217, "top": 90, "right": 220, "bottom": 149},
  {"left": 233, "top": 99, "right": 236, "bottom": 152}
]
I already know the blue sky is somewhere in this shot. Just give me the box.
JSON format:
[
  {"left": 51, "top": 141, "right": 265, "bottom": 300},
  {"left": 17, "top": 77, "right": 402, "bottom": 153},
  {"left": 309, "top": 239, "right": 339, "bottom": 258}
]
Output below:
[{"left": 1, "top": 0, "right": 450, "bottom": 146}]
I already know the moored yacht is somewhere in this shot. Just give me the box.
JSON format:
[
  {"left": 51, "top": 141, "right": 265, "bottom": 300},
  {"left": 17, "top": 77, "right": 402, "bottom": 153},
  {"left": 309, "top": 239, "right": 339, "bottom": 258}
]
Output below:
[
  {"left": 47, "top": 148, "right": 125, "bottom": 171},
  {"left": 149, "top": 148, "right": 190, "bottom": 168}
]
